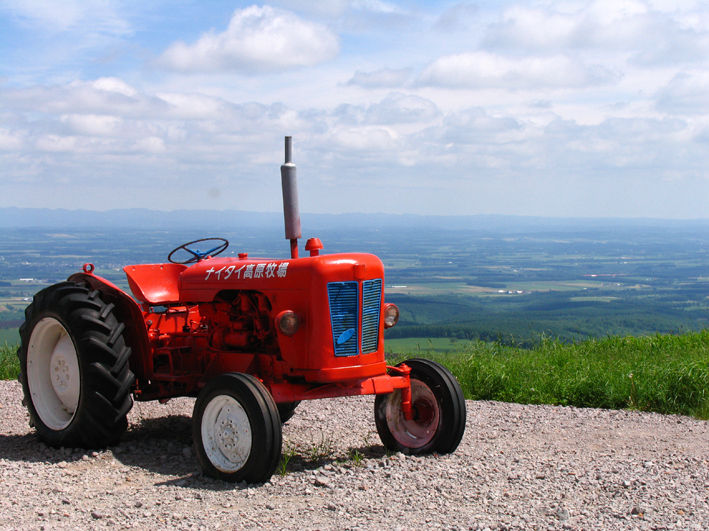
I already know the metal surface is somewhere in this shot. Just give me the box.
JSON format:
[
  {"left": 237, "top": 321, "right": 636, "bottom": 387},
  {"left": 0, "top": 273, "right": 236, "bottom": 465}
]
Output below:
[
  {"left": 26, "top": 317, "right": 80, "bottom": 430},
  {"left": 281, "top": 136, "right": 301, "bottom": 252},
  {"left": 200, "top": 395, "right": 252, "bottom": 472},
  {"left": 382, "top": 379, "right": 440, "bottom": 449}
]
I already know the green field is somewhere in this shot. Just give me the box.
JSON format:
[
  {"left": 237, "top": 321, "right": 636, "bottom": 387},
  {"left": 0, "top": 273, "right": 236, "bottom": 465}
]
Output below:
[{"left": 386, "top": 337, "right": 477, "bottom": 354}]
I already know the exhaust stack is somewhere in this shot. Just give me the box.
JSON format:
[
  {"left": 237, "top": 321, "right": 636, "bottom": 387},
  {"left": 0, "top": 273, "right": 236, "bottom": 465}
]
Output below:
[{"left": 281, "top": 136, "right": 301, "bottom": 258}]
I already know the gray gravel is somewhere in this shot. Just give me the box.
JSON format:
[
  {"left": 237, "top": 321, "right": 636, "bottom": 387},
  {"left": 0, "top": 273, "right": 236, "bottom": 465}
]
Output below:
[{"left": 1, "top": 379, "right": 707, "bottom": 530}]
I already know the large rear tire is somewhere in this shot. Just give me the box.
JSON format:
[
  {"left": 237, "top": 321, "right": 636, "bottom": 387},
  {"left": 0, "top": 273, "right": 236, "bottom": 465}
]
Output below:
[
  {"left": 17, "top": 282, "right": 134, "bottom": 447},
  {"left": 374, "top": 358, "right": 466, "bottom": 455},
  {"left": 276, "top": 401, "right": 300, "bottom": 424},
  {"left": 193, "top": 373, "right": 282, "bottom": 483}
]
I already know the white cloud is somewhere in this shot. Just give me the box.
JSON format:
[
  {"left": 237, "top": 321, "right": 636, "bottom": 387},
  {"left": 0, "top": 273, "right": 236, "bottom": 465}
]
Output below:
[
  {"left": 0, "top": 129, "right": 23, "bottom": 150},
  {"left": 91, "top": 77, "right": 137, "bottom": 97},
  {"left": 656, "top": 71, "right": 709, "bottom": 115},
  {"left": 0, "top": 0, "right": 130, "bottom": 35},
  {"left": 433, "top": 3, "right": 478, "bottom": 32},
  {"left": 35, "top": 134, "right": 78, "bottom": 152},
  {"left": 483, "top": 1, "right": 709, "bottom": 66},
  {"left": 135, "top": 136, "right": 166, "bottom": 154},
  {"left": 347, "top": 68, "right": 411, "bottom": 88},
  {"left": 158, "top": 5, "right": 339, "bottom": 73},
  {"left": 60, "top": 114, "right": 122, "bottom": 136},
  {"left": 418, "top": 51, "right": 618, "bottom": 89}
]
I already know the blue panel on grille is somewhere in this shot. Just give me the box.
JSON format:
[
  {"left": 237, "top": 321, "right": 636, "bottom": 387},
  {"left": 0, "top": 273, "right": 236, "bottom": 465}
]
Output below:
[
  {"left": 328, "top": 281, "right": 359, "bottom": 357},
  {"left": 361, "top": 279, "right": 382, "bottom": 354}
]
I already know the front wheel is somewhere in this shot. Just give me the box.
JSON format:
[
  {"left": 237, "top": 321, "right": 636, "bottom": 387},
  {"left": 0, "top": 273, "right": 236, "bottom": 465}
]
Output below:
[
  {"left": 374, "top": 358, "right": 466, "bottom": 455},
  {"left": 193, "top": 373, "right": 282, "bottom": 483}
]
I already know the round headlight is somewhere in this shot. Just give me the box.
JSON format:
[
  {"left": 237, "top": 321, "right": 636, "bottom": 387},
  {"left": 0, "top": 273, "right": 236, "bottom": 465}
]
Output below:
[
  {"left": 276, "top": 310, "right": 300, "bottom": 336},
  {"left": 383, "top": 303, "right": 399, "bottom": 328}
]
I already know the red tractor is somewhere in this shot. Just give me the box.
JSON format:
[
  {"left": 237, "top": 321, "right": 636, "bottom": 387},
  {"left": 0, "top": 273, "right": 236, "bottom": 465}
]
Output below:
[{"left": 17, "top": 137, "right": 466, "bottom": 483}]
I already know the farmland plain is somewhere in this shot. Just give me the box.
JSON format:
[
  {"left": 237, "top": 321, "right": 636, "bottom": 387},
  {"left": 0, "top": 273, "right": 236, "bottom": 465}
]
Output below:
[{"left": 1, "top": 216, "right": 709, "bottom": 347}]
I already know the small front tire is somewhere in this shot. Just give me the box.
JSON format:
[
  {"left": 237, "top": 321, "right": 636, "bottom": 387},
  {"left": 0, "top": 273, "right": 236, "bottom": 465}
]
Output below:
[
  {"left": 374, "top": 358, "right": 466, "bottom": 455},
  {"left": 193, "top": 373, "right": 282, "bottom": 483}
]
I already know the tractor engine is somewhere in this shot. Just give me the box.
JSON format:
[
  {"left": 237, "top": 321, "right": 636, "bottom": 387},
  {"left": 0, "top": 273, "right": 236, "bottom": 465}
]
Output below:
[{"left": 200, "top": 291, "right": 276, "bottom": 353}]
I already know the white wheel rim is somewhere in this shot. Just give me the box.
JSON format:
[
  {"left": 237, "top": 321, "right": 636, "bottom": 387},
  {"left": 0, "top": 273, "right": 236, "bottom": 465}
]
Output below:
[
  {"left": 27, "top": 317, "right": 81, "bottom": 430},
  {"left": 201, "top": 395, "right": 252, "bottom": 473},
  {"left": 385, "top": 379, "right": 440, "bottom": 449}
]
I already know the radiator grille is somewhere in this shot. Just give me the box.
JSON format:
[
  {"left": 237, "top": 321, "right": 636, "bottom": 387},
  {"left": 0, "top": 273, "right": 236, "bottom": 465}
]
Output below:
[
  {"left": 327, "top": 281, "right": 359, "bottom": 357},
  {"left": 361, "top": 279, "right": 382, "bottom": 353}
]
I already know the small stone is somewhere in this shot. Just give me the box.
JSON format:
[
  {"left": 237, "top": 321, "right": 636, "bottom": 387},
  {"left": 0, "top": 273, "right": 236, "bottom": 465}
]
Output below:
[
  {"left": 314, "top": 476, "right": 332, "bottom": 488},
  {"left": 91, "top": 451, "right": 99, "bottom": 458},
  {"left": 91, "top": 511, "right": 103, "bottom": 520},
  {"left": 134, "top": 501, "right": 143, "bottom": 508},
  {"left": 266, "top": 504, "right": 275, "bottom": 510},
  {"left": 622, "top": 480, "right": 631, "bottom": 487},
  {"left": 326, "top": 503, "right": 337, "bottom": 511},
  {"left": 556, "top": 508, "right": 570, "bottom": 521}
]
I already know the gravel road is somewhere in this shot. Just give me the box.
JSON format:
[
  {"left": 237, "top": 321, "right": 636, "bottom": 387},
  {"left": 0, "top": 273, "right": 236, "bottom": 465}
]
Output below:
[{"left": 1, "top": 379, "right": 707, "bottom": 530}]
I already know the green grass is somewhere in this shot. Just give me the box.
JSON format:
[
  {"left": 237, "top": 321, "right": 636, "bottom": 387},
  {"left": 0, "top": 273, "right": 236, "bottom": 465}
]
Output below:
[
  {"left": 388, "top": 331, "right": 709, "bottom": 420},
  {"left": 0, "top": 343, "right": 19, "bottom": 381}
]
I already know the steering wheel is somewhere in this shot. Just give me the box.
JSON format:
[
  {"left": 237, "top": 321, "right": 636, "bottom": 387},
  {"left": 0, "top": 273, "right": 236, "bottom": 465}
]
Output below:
[{"left": 168, "top": 237, "right": 229, "bottom": 264}]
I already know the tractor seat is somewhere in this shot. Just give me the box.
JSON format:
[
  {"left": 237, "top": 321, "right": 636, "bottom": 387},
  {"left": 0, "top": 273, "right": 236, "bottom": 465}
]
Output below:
[{"left": 124, "top": 263, "right": 187, "bottom": 305}]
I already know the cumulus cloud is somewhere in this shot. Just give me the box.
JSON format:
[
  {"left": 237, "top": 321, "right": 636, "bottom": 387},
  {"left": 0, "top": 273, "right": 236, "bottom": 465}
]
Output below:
[
  {"left": 656, "top": 72, "right": 709, "bottom": 115},
  {"left": 418, "top": 51, "right": 618, "bottom": 89},
  {"left": 0, "top": 129, "right": 23, "bottom": 150},
  {"left": 335, "top": 93, "right": 439, "bottom": 125},
  {"left": 60, "top": 114, "right": 122, "bottom": 136},
  {"left": 483, "top": 1, "right": 709, "bottom": 66},
  {"left": 433, "top": 3, "right": 478, "bottom": 32},
  {"left": 347, "top": 68, "right": 411, "bottom": 88},
  {"left": 158, "top": 5, "right": 339, "bottom": 73}
]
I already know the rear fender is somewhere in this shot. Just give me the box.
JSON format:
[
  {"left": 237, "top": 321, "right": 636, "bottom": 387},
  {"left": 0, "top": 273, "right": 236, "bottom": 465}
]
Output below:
[{"left": 68, "top": 270, "right": 150, "bottom": 385}]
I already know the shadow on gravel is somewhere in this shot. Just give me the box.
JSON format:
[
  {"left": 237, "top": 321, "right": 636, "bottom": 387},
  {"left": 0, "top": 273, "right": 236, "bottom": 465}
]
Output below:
[
  {"left": 0, "top": 415, "right": 390, "bottom": 490},
  {"left": 0, "top": 432, "right": 56, "bottom": 463},
  {"left": 279, "top": 443, "right": 388, "bottom": 474}
]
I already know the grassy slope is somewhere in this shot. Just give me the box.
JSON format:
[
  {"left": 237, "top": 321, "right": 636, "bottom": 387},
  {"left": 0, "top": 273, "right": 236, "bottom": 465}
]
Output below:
[
  {"left": 3, "top": 331, "right": 708, "bottom": 419},
  {"left": 390, "top": 331, "right": 709, "bottom": 420}
]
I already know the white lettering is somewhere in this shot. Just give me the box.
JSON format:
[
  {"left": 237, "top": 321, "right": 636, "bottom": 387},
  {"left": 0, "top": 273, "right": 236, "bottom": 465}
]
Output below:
[
  {"left": 277, "top": 262, "right": 289, "bottom": 278},
  {"left": 205, "top": 262, "right": 289, "bottom": 281},
  {"left": 254, "top": 263, "right": 266, "bottom": 278}
]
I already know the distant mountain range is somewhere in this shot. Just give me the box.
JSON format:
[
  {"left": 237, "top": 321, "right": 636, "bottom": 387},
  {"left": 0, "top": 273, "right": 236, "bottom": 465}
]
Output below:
[{"left": 1, "top": 207, "right": 708, "bottom": 232}]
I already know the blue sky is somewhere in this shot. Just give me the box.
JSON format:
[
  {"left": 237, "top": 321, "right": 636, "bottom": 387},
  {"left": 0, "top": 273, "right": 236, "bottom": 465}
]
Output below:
[{"left": 1, "top": 1, "right": 709, "bottom": 218}]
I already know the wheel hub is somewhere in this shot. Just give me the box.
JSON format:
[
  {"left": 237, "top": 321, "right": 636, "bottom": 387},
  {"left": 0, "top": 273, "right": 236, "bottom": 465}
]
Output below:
[
  {"left": 202, "top": 396, "right": 252, "bottom": 472},
  {"left": 26, "top": 318, "right": 81, "bottom": 430},
  {"left": 385, "top": 379, "right": 440, "bottom": 448}
]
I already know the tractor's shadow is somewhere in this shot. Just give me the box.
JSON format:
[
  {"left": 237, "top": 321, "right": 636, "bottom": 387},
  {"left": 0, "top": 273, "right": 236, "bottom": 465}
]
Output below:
[{"left": 0, "top": 415, "right": 389, "bottom": 489}]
